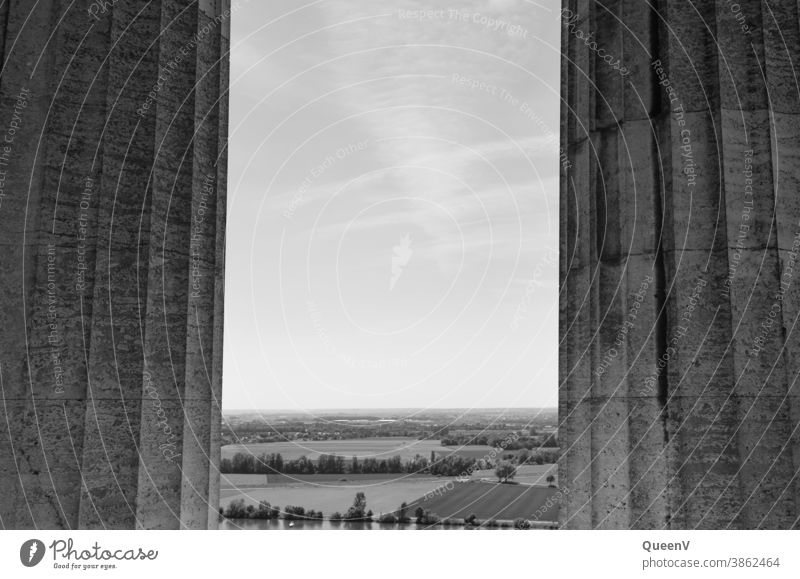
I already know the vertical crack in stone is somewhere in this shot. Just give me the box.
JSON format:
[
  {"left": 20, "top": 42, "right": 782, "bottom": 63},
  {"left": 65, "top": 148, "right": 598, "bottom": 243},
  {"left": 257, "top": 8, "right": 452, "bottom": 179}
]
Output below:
[
  {"left": 650, "top": 0, "right": 672, "bottom": 528},
  {"left": 653, "top": 120, "right": 671, "bottom": 526},
  {"left": 0, "top": 2, "right": 9, "bottom": 73}
]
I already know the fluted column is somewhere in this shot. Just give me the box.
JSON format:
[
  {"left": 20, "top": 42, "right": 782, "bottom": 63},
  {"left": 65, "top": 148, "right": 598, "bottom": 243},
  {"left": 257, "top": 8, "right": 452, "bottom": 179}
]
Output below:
[
  {"left": 560, "top": 0, "right": 800, "bottom": 529},
  {"left": 0, "top": 0, "right": 229, "bottom": 530}
]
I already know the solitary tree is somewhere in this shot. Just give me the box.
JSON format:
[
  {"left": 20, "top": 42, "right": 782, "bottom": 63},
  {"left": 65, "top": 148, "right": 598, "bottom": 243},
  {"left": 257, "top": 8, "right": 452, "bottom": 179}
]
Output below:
[
  {"left": 345, "top": 491, "right": 368, "bottom": 521},
  {"left": 495, "top": 460, "right": 516, "bottom": 483},
  {"left": 398, "top": 502, "right": 410, "bottom": 523},
  {"left": 353, "top": 492, "right": 366, "bottom": 511},
  {"left": 546, "top": 474, "right": 556, "bottom": 487}
]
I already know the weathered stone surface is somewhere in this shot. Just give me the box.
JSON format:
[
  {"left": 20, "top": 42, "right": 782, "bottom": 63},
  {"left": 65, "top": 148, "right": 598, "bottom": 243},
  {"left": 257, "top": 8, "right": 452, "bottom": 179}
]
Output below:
[
  {"left": 0, "top": 0, "right": 229, "bottom": 529},
  {"left": 560, "top": 0, "right": 800, "bottom": 528}
]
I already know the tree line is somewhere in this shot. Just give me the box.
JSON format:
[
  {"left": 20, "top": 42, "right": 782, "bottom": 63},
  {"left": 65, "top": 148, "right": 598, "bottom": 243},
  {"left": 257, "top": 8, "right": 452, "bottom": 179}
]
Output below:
[
  {"left": 220, "top": 451, "right": 481, "bottom": 477},
  {"left": 221, "top": 491, "right": 548, "bottom": 529},
  {"left": 440, "top": 433, "right": 558, "bottom": 449}
]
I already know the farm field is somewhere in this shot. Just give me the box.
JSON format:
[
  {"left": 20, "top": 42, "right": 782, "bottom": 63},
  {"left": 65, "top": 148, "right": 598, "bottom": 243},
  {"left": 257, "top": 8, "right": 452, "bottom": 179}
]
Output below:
[
  {"left": 221, "top": 472, "right": 433, "bottom": 488},
  {"left": 408, "top": 481, "right": 560, "bottom": 523},
  {"left": 220, "top": 464, "right": 559, "bottom": 523},
  {"left": 470, "top": 464, "right": 557, "bottom": 486},
  {"left": 221, "top": 437, "right": 497, "bottom": 462},
  {"left": 220, "top": 473, "right": 450, "bottom": 516},
  {"left": 221, "top": 464, "right": 557, "bottom": 491}
]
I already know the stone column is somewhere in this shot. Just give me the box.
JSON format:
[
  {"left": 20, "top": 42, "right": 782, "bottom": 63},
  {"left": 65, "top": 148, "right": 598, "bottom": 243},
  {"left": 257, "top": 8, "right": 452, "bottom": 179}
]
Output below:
[
  {"left": 0, "top": 0, "right": 229, "bottom": 530},
  {"left": 560, "top": 0, "right": 800, "bottom": 529}
]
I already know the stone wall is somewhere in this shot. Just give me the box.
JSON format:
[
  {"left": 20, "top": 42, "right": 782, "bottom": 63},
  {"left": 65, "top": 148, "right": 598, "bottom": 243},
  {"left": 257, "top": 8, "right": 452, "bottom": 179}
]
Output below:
[
  {"left": 559, "top": 0, "right": 800, "bottom": 529},
  {"left": 0, "top": 0, "right": 229, "bottom": 529}
]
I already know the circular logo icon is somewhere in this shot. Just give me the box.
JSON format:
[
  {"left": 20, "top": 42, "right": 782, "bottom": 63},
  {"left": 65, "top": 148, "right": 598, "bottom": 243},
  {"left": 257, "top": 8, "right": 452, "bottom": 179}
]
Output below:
[{"left": 20, "top": 539, "right": 46, "bottom": 567}]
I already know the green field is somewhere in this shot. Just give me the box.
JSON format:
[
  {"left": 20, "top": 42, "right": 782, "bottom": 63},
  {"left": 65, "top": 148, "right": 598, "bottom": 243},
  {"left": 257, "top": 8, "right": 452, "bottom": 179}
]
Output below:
[
  {"left": 221, "top": 437, "right": 497, "bottom": 462},
  {"left": 221, "top": 472, "right": 437, "bottom": 488},
  {"left": 220, "top": 472, "right": 450, "bottom": 516},
  {"left": 220, "top": 463, "right": 559, "bottom": 523},
  {"left": 408, "top": 480, "right": 560, "bottom": 523},
  {"left": 470, "top": 464, "right": 557, "bottom": 486}
]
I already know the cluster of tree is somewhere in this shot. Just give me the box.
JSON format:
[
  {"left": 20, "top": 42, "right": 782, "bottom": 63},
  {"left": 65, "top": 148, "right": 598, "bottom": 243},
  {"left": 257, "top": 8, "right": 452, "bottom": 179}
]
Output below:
[
  {"left": 376, "top": 502, "right": 412, "bottom": 524},
  {"left": 516, "top": 447, "right": 560, "bottom": 465},
  {"left": 534, "top": 448, "right": 560, "bottom": 464},
  {"left": 221, "top": 499, "right": 280, "bottom": 520},
  {"left": 330, "top": 492, "right": 373, "bottom": 522},
  {"left": 441, "top": 433, "right": 513, "bottom": 447},
  {"left": 482, "top": 519, "right": 512, "bottom": 528},
  {"left": 221, "top": 451, "right": 479, "bottom": 477},
  {"left": 284, "top": 506, "right": 323, "bottom": 520},
  {"left": 348, "top": 454, "right": 406, "bottom": 474},
  {"left": 413, "top": 507, "right": 440, "bottom": 525},
  {"left": 372, "top": 503, "right": 504, "bottom": 527},
  {"left": 495, "top": 459, "right": 556, "bottom": 487},
  {"left": 495, "top": 460, "right": 517, "bottom": 483},
  {"left": 539, "top": 435, "right": 559, "bottom": 448},
  {"left": 428, "top": 454, "right": 477, "bottom": 477},
  {"left": 220, "top": 499, "right": 324, "bottom": 521},
  {"left": 222, "top": 422, "right": 435, "bottom": 446},
  {"left": 440, "top": 433, "right": 557, "bottom": 449},
  {"left": 220, "top": 494, "right": 531, "bottom": 529},
  {"left": 461, "top": 514, "right": 511, "bottom": 528}
]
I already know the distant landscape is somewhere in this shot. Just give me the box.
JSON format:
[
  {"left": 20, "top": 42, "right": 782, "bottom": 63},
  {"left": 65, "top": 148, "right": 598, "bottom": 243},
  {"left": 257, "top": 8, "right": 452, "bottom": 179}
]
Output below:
[{"left": 219, "top": 408, "right": 562, "bottom": 529}]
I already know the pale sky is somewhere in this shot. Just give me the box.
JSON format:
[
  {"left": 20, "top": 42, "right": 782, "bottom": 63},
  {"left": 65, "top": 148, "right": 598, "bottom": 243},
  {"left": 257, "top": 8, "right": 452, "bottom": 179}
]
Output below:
[{"left": 222, "top": 0, "right": 560, "bottom": 410}]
